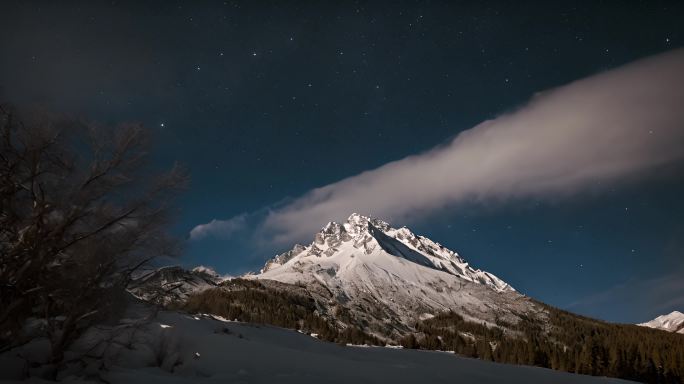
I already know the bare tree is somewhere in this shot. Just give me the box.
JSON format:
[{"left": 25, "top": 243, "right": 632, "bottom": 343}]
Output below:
[{"left": 0, "top": 104, "right": 186, "bottom": 366}]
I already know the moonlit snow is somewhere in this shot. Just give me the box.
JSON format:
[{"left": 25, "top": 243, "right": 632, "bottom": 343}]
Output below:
[
  {"left": 0, "top": 302, "right": 632, "bottom": 383},
  {"left": 638, "top": 310, "right": 684, "bottom": 334}
]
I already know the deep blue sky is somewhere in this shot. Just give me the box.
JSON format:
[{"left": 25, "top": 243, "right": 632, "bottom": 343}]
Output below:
[{"left": 1, "top": 1, "right": 683, "bottom": 323}]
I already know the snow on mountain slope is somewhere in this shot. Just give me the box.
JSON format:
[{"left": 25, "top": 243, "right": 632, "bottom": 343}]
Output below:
[
  {"left": 128, "top": 266, "right": 223, "bottom": 304},
  {"left": 638, "top": 311, "right": 684, "bottom": 334},
  {"left": 253, "top": 213, "right": 537, "bottom": 334},
  {"left": 262, "top": 213, "right": 512, "bottom": 291}
]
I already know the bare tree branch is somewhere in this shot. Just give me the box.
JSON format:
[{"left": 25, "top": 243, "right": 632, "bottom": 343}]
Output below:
[{"left": 0, "top": 104, "right": 186, "bottom": 368}]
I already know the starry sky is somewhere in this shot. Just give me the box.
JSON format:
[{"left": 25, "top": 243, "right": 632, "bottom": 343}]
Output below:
[{"left": 1, "top": 1, "right": 683, "bottom": 324}]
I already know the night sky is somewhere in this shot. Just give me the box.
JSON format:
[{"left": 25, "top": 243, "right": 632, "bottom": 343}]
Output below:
[{"left": 1, "top": 1, "right": 683, "bottom": 324}]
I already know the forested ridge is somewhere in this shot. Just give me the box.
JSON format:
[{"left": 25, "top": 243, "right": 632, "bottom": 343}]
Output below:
[
  {"left": 183, "top": 280, "right": 684, "bottom": 384},
  {"left": 182, "top": 279, "right": 381, "bottom": 346},
  {"left": 407, "top": 306, "right": 683, "bottom": 383}
]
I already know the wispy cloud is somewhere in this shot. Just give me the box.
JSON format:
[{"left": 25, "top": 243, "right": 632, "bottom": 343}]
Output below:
[
  {"left": 193, "top": 49, "right": 684, "bottom": 246},
  {"left": 565, "top": 271, "right": 684, "bottom": 323},
  {"left": 260, "top": 49, "right": 684, "bottom": 244},
  {"left": 189, "top": 214, "right": 247, "bottom": 240},
  {"left": 191, "top": 265, "right": 233, "bottom": 281}
]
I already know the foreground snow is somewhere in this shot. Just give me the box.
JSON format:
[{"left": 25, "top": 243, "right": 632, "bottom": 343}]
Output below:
[
  {"left": 1, "top": 303, "right": 633, "bottom": 384},
  {"left": 91, "top": 312, "right": 637, "bottom": 383}
]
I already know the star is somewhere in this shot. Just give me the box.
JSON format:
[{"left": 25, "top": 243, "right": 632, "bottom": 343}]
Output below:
[
  {"left": 252, "top": 52, "right": 257, "bottom": 56},
  {"left": 196, "top": 65, "right": 201, "bottom": 71},
  {"left": 665, "top": 37, "right": 671, "bottom": 43},
  {"left": 160, "top": 123, "right": 165, "bottom": 128}
]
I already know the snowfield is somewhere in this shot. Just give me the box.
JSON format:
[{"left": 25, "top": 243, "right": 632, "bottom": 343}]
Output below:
[{"left": 1, "top": 302, "right": 633, "bottom": 383}]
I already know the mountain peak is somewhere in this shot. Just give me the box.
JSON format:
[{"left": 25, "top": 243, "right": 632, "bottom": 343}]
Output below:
[
  {"left": 259, "top": 213, "right": 513, "bottom": 293},
  {"left": 638, "top": 310, "right": 684, "bottom": 334},
  {"left": 251, "top": 214, "right": 521, "bottom": 333},
  {"left": 347, "top": 212, "right": 365, "bottom": 222}
]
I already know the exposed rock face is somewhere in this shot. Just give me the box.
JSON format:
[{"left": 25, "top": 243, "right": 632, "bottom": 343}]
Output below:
[{"left": 128, "top": 266, "right": 222, "bottom": 305}]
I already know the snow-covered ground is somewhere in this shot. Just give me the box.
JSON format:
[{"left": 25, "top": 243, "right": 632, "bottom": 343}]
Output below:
[{"left": 1, "top": 303, "right": 633, "bottom": 383}]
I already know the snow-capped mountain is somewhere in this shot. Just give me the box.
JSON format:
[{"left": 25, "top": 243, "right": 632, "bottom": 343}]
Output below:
[
  {"left": 83, "top": 214, "right": 681, "bottom": 383},
  {"left": 638, "top": 311, "right": 684, "bottom": 334},
  {"left": 262, "top": 213, "right": 512, "bottom": 291},
  {"left": 253, "top": 213, "right": 539, "bottom": 336},
  {"left": 128, "top": 266, "right": 224, "bottom": 304}
]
